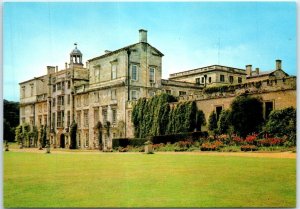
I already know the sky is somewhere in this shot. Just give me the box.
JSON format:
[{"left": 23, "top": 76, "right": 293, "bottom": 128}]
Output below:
[{"left": 3, "top": 2, "right": 297, "bottom": 101}]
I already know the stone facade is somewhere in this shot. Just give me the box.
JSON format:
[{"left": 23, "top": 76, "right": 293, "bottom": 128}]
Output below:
[{"left": 19, "top": 29, "right": 296, "bottom": 149}]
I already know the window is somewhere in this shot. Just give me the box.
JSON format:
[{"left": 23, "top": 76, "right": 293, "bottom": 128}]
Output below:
[
  {"left": 149, "top": 67, "right": 155, "bottom": 83},
  {"left": 166, "top": 90, "right": 171, "bottom": 94},
  {"left": 30, "top": 85, "right": 34, "bottom": 96},
  {"left": 179, "top": 91, "right": 186, "bottom": 96},
  {"left": 94, "top": 68, "right": 100, "bottom": 82},
  {"left": 131, "top": 90, "right": 139, "bottom": 100},
  {"left": 21, "top": 117, "right": 25, "bottom": 124},
  {"left": 149, "top": 91, "right": 155, "bottom": 97},
  {"left": 201, "top": 77, "right": 205, "bottom": 83},
  {"left": 78, "top": 133, "right": 81, "bottom": 147},
  {"left": 83, "top": 94, "right": 89, "bottom": 106},
  {"left": 238, "top": 77, "right": 242, "bottom": 83},
  {"left": 21, "top": 86, "right": 26, "bottom": 98},
  {"left": 53, "top": 85, "right": 56, "bottom": 92},
  {"left": 208, "top": 77, "right": 212, "bottom": 83},
  {"left": 94, "top": 107, "right": 99, "bottom": 125},
  {"left": 112, "top": 108, "right": 117, "bottom": 124},
  {"left": 67, "top": 95, "right": 71, "bottom": 105},
  {"left": 44, "top": 116, "right": 47, "bottom": 126},
  {"left": 38, "top": 116, "right": 42, "bottom": 126},
  {"left": 265, "top": 101, "right": 274, "bottom": 119},
  {"left": 30, "top": 117, "right": 34, "bottom": 126},
  {"left": 85, "top": 133, "right": 89, "bottom": 147},
  {"left": 52, "top": 113, "right": 56, "bottom": 129},
  {"left": 76, "top": 111, "right": 81, "bottom": 128},
  {"left": 229, "top": 76, "right": 234, "bottom": 83},
  {"left": 52, "top": 98, "right": 56, "bottom": 107},
  {"left": 215, "top": 106, "right": 223, "bottom": 121},
  {"left": 131, "top": 65, "right": 138, "bottom": 81},
  {"left": 61, "top": 81, "right": 65, "bottom": 91},
  {"left": 67, "top": 111, "right": 70, "bottom": 127},
  {"left": 84, "top": 110, "right": 89, "bottom": 127},
  {"left": 67, "top": 81, "right": 71, "bottom": 89},
  {"left": 111, "top": 65, "right": 117, "bottom": 80},
  {"left": 57, "top": 111, "right": 64, "bottom": 127},
  {"left": 195, "top": 78, "right": 200, "bottom": 84},
  {"left": 20, "top": 107, "right": 25, "bottom": 116},
  {"left": 220, "top": 75, "right": 225, "bottom": 82},
  {"left": 57, "top": 82, "right": 61, "bottom": 90},
  {"left": 43, "top": 103, "right": 47, "bottom": 112},
  {"left": 111, "top": 89, "right": 117, "bottom": 100},
  {"left": 57, "top": 96, "right": 64, "bottom": 106},
  {"left": 102, "top": 108, "right": 108, "bottom": 124},
  {"left": 76, "top": 96, "right": 81, "bottom": 107},
  {"left": 94, "top": 92, "right": 99, "bottom": 103}
]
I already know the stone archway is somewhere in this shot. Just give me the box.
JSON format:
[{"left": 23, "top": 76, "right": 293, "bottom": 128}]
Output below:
[{"left": 60, "top": 134, "right": 65, "bottom": 148}]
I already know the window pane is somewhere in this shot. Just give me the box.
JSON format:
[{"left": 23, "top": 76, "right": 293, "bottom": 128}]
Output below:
[
  {"left": 149, "top": 68, "right": 155, "bottom": 82},
  {"left": 132, "top": 65, "right": 137, "bottom": 80}
]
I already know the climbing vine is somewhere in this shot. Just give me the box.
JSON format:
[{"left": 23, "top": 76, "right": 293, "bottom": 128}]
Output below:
[{"left": 132, "top": 93, "right": 205, "bottom": 138}]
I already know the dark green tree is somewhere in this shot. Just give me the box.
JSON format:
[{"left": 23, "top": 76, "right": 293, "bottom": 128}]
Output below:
[
  {"left": 208, "top": 111, "right": 218, "bottom": 132},
  {"left": 196, "top": 110, "right": 206, "bottom": 131},
  {"left": 218, "top": 109, "right": 231, "bottom": 134},
  {"left": 229, "top": 95, "right": 263, "bottom": 137},
  {"left": 265, "top": 107, "right": 296, "bottom": 145},
  {"left": 4, "top": 100, "right": 19, "bottom": 142},
  {"left": 70, "top": 122, "right": 77, "bottom": 149}
]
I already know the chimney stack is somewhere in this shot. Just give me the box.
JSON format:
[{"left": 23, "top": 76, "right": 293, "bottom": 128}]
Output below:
[
  {"left": 55, "top": 66, "right": 58, "bottom": 72},
  {"left": 65, "top": 62, "right": 68, "bottom": 69},
  {"left": 47, "top": 66, "right": 55, "bottom": 75},
  {"left": 139, "top": 29, "right": 147, "bottom": 43},
  {"left": 246, "top": 65, "right": 252, "bottom": 76},
  {"left": 276, "top": 59, "right": 282, "bottom": 70},
  {"left": 255, "top": 67, "right": 259, "bottom": 75}
]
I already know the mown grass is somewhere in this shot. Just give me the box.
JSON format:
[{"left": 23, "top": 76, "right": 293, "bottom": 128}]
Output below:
[{"left": 4, "top": 151, "right": 296, "bottom": 207}]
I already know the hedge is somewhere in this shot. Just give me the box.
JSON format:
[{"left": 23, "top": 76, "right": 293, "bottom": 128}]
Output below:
[
  {"left": 112, "top": 138, "right": 147, "bottom": 149},
  {"left": 150, "top": 131, "right": 208, "bottom": 144}
]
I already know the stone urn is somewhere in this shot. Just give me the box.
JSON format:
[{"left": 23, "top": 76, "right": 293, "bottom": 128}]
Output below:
[{"left": 144, "top": 140, "right": 154, "bottom": 154}]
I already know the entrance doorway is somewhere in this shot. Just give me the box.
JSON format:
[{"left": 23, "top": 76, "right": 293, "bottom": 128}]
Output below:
[{"left": 60, "top": 134, "right": 65, "bottom": 148}]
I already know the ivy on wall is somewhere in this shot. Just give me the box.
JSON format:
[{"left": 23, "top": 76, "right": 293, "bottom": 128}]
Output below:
[{"left": 132, "top": 93, "right": 206, "bottom": 138}]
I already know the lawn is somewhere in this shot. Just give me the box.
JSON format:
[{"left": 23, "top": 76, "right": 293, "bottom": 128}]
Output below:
[{"left": 4, "top": 151, "right": 296, "bottom": 207}]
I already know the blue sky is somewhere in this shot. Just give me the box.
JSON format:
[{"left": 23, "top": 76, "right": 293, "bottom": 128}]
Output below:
[{"left": 4, "top": 2, "right": 296, "bottom": 101}]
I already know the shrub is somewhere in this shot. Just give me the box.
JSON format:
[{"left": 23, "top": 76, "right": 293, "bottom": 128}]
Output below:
[
  {"left": 245, "top": 134, "right": 258, "bottom": 145},
  {"left": 241, "top": 145, "right": 258, "bottom": 151},
  {"left": 112, "top": 138, "right": 147, "bottom": 149},
  {"left": 258, "top": 137, "right": 285, "bottom": 147},
  {"left": 218, "top": 110, "right": 231, "bottom": 134},
  {"left": 150, "top": 131, "right": 207, "bottom": 144},
  {"left": 208, "top": 111, "right": 218, "bottom": 132},
  {"left": 229, "top": 95, "right": 264, "bottom": 137},
  {"left": 69, "top": 122, "right": 77, "bottom": 149},
  {"left": 200, "top": 141, "right": 224, "bottom": 151},
  {"left": 264, "top": 107, "right": 296, "bottom": 145}
]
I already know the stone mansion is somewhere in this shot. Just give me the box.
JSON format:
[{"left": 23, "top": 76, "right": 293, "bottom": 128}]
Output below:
[{"left": 19, "top": 29, "right": 296, "bottom": 149}]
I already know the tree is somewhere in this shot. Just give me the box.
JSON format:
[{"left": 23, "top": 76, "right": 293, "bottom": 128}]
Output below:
[
  {"left": 196, "top": 110, "right": 206, "bottom": 132},
  {"left": 265, "top": 107, "right": 296, "bottom": 145},
  {"left": 218, "top": 109, "right": 231, "bottom": 134},
  {"left": 229, "top": 95, "right": 263, "bottom": 137},
  {"left": 70, "top": 122, "right": 77, "bottom": 149},
  {"left": 4, "top": 100, "right": 19, "bottom": 142},
  {"left": 96, "top": 121, "right": 103, "bottom": 150},
  {"left": 15, "top": 125, "right": 23, "bottom": 144},
  {"left": 208, "top": 111, "right": 218, "bottom": 132},
  {"left": 4, "top": 119, "right": 14, "bottom": 142}
]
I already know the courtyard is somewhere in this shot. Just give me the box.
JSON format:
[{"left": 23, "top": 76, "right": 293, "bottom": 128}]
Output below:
[{"left": 4, "top": 149, "right": 296, "bottom": 207}]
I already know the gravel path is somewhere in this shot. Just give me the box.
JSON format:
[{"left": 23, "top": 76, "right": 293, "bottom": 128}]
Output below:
[{"left": 6, "top": 148, "right": 296, "bottom": 159}]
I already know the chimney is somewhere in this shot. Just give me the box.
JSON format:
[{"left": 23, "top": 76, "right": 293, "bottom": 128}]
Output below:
[
  {"left": 246, "top": 65, "right": 252, "bottom": 76},
  {"left": 276, "top": 59, "right": 282, "bottom": 70},
  {"left": 104, "top": 50, "right": 112, "bottom": 54},
  {"left": 55, "top": 66, "right": 58, "bottom": 72},
  {"left": 255, "top": 67, "right": 259, "bottom": 75},
  {"left": 47, "top": 66, "right": 55, "bottom": 75},
  {"left": 139, "top": 29, "right": 147, "bottom": 43},
  {"left": 65, "top": 62, "right": 68, "bottom": 69}
]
